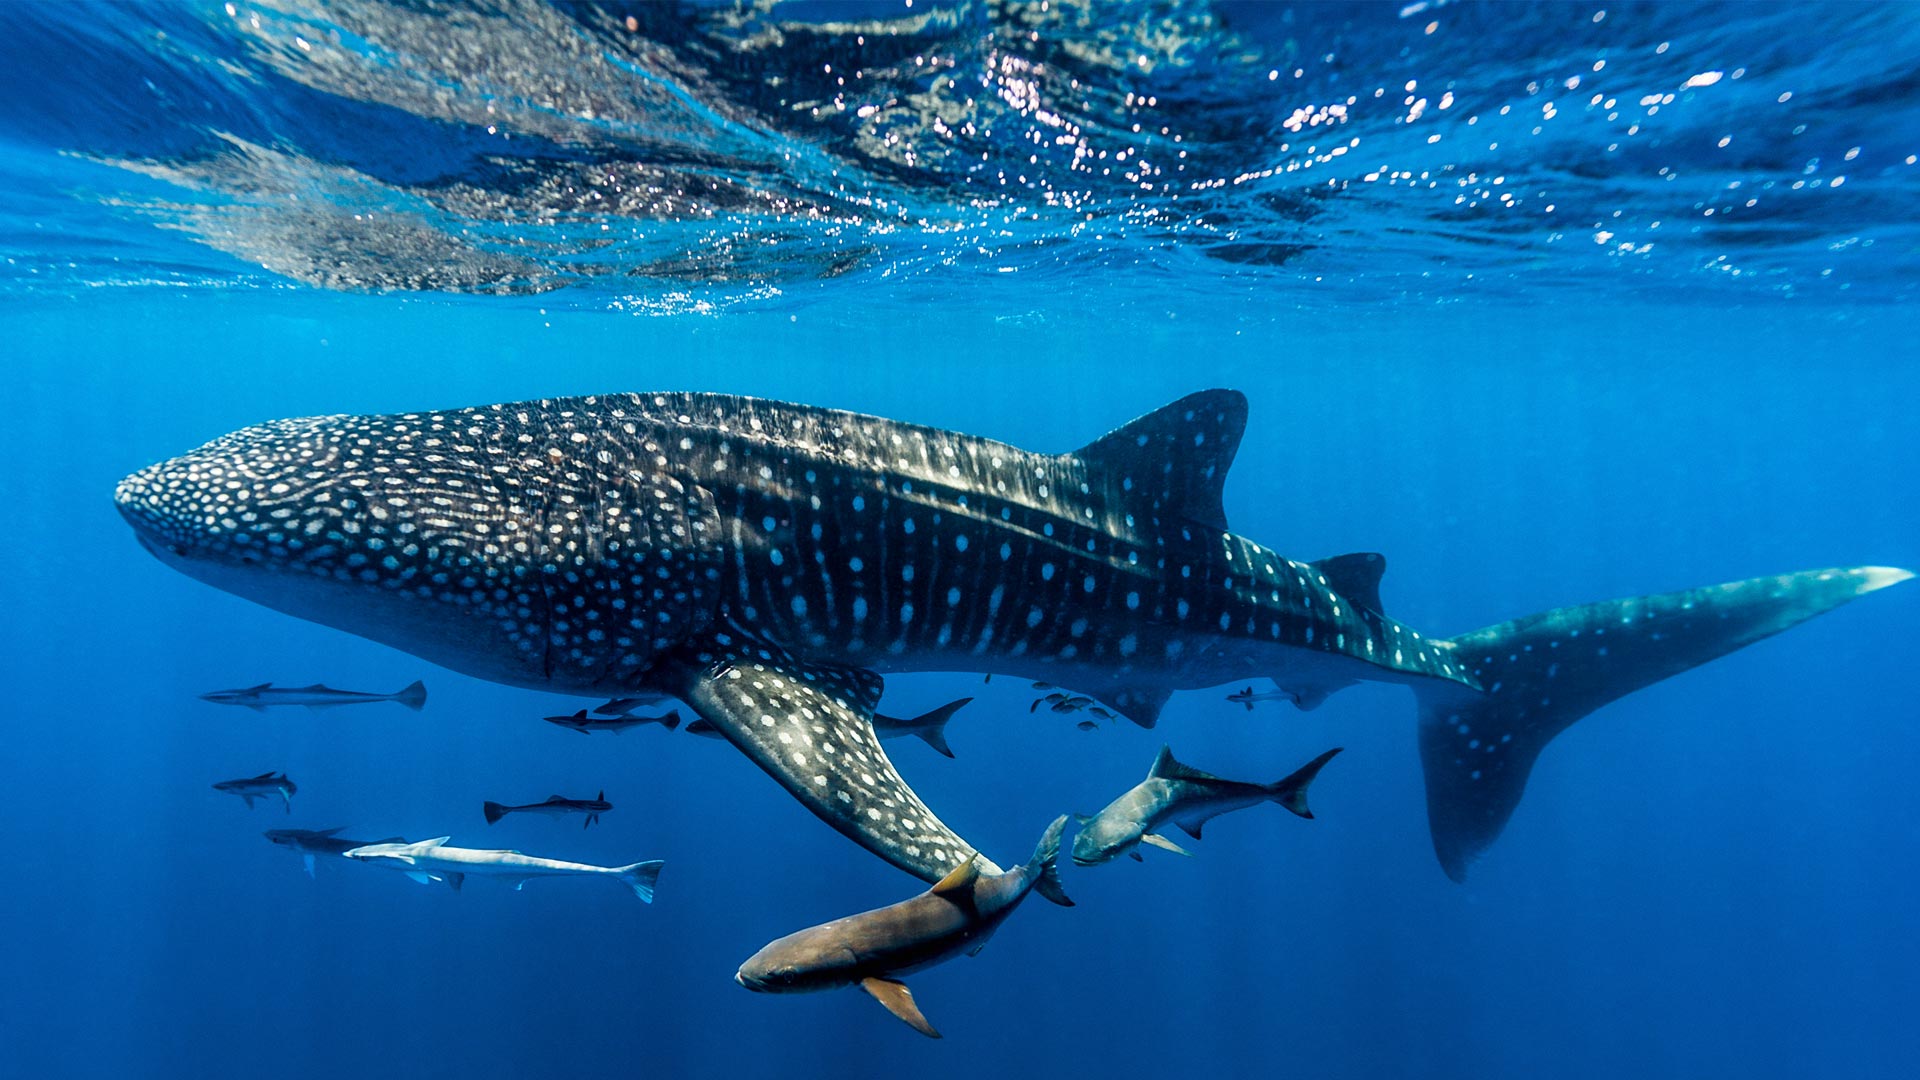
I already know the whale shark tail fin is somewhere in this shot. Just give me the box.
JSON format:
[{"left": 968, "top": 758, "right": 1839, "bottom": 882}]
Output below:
[
  {"left": 1418, "top": 565, "right": 1912, "bottom": 882},
  {"left": 614, "top": 859, "right": 664, "bottom": 903},
  {"left": 1025, "top": 815, "right": 1074, "bottom": 908}
]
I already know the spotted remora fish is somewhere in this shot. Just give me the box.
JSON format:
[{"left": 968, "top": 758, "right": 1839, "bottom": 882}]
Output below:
[
  {"left": 686, "top": 697, "right": 970, "bottom": 759},
  {"left": 213, "top": 771, "right": 296, "bottom": 812},
  {"left": 200, "top": 680, "right": 426, "bottom": 711},
  {"left": 341, "top": 837, "right": 664, "bottom": 901},
  {"left": 264, "top": 827, "right": 406, "bottom": 878},
  {"left": 735, "top": 816, "right": 1072, "bottom": 1038},
  {"left": 482, "top": 791, "right": 612, "bottom": 828},
  {"left": 115, "top": 390, "right": 1914, "bottom": 883},
  {"left": 1072, "top": 746, "right": 1342, "bottom": 866}
]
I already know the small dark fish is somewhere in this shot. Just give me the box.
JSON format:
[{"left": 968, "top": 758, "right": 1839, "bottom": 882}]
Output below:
[
  {"left": 982, "top": 673, "right": 992, "bottom": 684},
  {"left": 1089, "top": 707, "right": 1115, "bottom": 720},
  {"left": 201, "top": 681, "right": 426, "bottom": 711},
  {"left": 213, "top": 771, "right": 296, "bottom": 813},
  {"left": 1225, "top": 685, "right": 1296, "bottom": 710},
  {"left": 1050, "top": 700, "right": 1083, "bottom": 714},
  {"left": 1076, "top": 720, "right": 1099, "bottom": 732},
  {"left": 1030, "top": 681, "right": 1054, "bottom": 690},
  {"left": 1029, "top": 692, "right": 1070, "bottom": 713},
  {"left": 591, "top": 693, "right": 673, "bottom": 716},
  {"left": 483, "top": 791, "right": 613, "bottom": 829},
  {"left": 544, "top": 709, "right": 680, "bottom": 735}
]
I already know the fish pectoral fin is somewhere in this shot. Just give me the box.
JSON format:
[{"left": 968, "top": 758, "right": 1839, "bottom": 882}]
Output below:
[
  {"left": 405, "top": 871, "right": 435, "bottom": 885},
  {"left": 302, "top": 854, "right": 316, "bottom": 879},
  {"left": 660, "top": 645, "right": 990, "bottom": 886},
  {"left": 442, "top": 873, "right": 464, "bottom": 892},
  {"left": 1128, "top": 851, "right": 1144, "bottom": 862},
  {"left": 859, "top": 978, "right": 941, "bottom": 1039},
  {"left": 1141, "top": 833, "right": 1196, "bottom": 857}
]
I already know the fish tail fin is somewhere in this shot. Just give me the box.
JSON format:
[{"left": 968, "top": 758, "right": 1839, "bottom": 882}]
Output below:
[
  {"left": 393, "top": 680, "right": 428, "bottom": 711},
  {"left": 1267, "top": 747, "right": 1344, "bottom": 819},
  {"left": 1419, "top": 565, "right": 1912, "bottom": 882},
  {"left": 614, "top": 859, "right": 664, "bottom": 903},
  {"left": 482, "top": 801, "right": 508, "bottom": 825},
  {"left": 652, "top": 709, "right": 681, "bottom": 732},
  {"left": 911, "top": 697, "right": 970, "bottom": 758},
  {"left": 1026, "top": 815, "right": 1074, "bottom": 907}
]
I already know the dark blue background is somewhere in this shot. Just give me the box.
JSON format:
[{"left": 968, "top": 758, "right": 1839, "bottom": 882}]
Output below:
[{"left": 3, "top": 292, "right": 1914, "bottom": 1079}]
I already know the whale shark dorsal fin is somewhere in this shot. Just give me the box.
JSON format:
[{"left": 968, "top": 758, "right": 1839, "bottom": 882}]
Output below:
[
  {"left": 242, "top": 683, "right": 272, "bottom": 692},
  {"left": 1073, "top": 389, "right": 1247, "bottom": 533},
  {"left": 297, "top": 683, "right": 327, "bottom": 691},
  {"left": 1309, "top": 552, "right": 1388, "bottom": 617},
  {"left": 929, "top": 857, "right": 980, "bottom": 900},
  {"left": 860, "top": 978, "right": 941, "bottom": 1039},
  {"left": 1149, "top": 745, "right": 1220, "bottom": 784},
  {"left": 663, "top": 646, "right": 992, "bottom": 886}
]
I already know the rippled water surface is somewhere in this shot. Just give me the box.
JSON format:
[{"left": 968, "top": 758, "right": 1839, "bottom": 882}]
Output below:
[{"left": 4, "top": 1, "right": 1919, "bottom": 310}]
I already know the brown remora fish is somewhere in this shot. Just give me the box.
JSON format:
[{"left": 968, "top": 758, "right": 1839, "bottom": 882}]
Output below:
[{"left": 734, "top": 815, "right": 1073, "bottom": 1038}]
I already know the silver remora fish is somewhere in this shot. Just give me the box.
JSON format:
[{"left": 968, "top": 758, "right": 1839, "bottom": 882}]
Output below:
[{"left": 1073, "top": 746, "right": 1341, "bottom": 866}]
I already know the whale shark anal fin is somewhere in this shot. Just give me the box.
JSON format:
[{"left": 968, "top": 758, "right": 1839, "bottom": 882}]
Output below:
[{"left": 660, "top": 644, "right": 988, "bottom": 886}]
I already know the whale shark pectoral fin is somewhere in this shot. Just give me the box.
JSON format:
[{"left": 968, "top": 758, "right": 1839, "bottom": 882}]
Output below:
[
  {"left": 661, "top": 646, "right": 988, "bottom": 885},
  {"left": 860, "top": 978, "right": 941, "bottom": 1039},
  {"left": 1073, "top": 389, "right": 1247, "bottom": 533}
]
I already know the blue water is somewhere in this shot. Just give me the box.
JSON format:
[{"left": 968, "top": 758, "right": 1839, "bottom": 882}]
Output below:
[{"left": 3, "top": 3, "right": 1918, "bottom": 1079}]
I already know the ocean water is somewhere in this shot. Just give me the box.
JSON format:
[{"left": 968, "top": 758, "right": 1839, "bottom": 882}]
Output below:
[{"left": 3, "top": 3, "right": 1917, "bottom": 1079}]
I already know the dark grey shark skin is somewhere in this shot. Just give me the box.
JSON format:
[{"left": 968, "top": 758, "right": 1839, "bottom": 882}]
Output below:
[
  {"left": 213, "top": 771, "right": 296, "bottom": 812},
  {"left": 264, "top": 827, "right": 407, "bottom": 878},
  {"left": 117, "top": 390, "right": 1914, "bottom": 883},
  {"left": 1072, "top": 746, "right": 1341, "bottom": 866},
  {"left": 735, "top": 816, "right": 1072, "bottom": 1039}
]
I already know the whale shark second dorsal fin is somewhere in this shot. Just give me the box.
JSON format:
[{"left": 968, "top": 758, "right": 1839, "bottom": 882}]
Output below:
[
  {"left": 1149, "top": 745, "right": 1221, "bottom": 784},
  {"left": 1073, "top": 389, "right": 1248, "bottom": 533},
  {"left": 1309, "top": 552, "right": 1388, "bottom": 618}
]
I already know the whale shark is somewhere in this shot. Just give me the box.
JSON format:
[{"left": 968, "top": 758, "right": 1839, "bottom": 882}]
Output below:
[{"left": 116, "top": 390, "right": 1912, "bottom": 883}]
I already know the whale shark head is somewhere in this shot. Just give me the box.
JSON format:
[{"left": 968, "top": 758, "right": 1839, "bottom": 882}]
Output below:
[{"left": 115, "top": 401, "right": 726, "bottom": 691}]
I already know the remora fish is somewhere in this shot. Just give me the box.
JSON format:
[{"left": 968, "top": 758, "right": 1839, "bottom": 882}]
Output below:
[
  {"left": 483, "top": 791, "right": 612, "bottom": 828},
  {"left": 591, "top": 693, "right": 673, "bottom": 716},
  {"left": 116, "top": 390, "right": 1914, "bottom": 883},
  {"left": 1225, "top": 685, "right": 1297, "bottom": 710},
  {"left": 264, "top": 827, "right": 406, "bottom": 878},
  {"left": 686, "top": 697, "right": 971, "bottom": 759},
  {"left": 735, "top": 816, "right": 1073, "bottom": 1038},
  {"left": 200, "top": 681, "right": 426, "bottom": 711},
  {"left": 543, "top": 708, "right": 680, "bottom": 735},
  {"left": 1073, "top": 746, "right": 1342, "bottom": 866},
  {"left": 214, "top": 771, "right": 296, "bottom": 812},
  {"left": 341, "top": 837, "right": 664, "bottom": 901}
]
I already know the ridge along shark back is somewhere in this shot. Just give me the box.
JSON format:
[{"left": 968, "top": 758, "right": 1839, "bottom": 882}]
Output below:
[{"left": 115, "top": 390, "right": 1913, "bottom": 883}]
